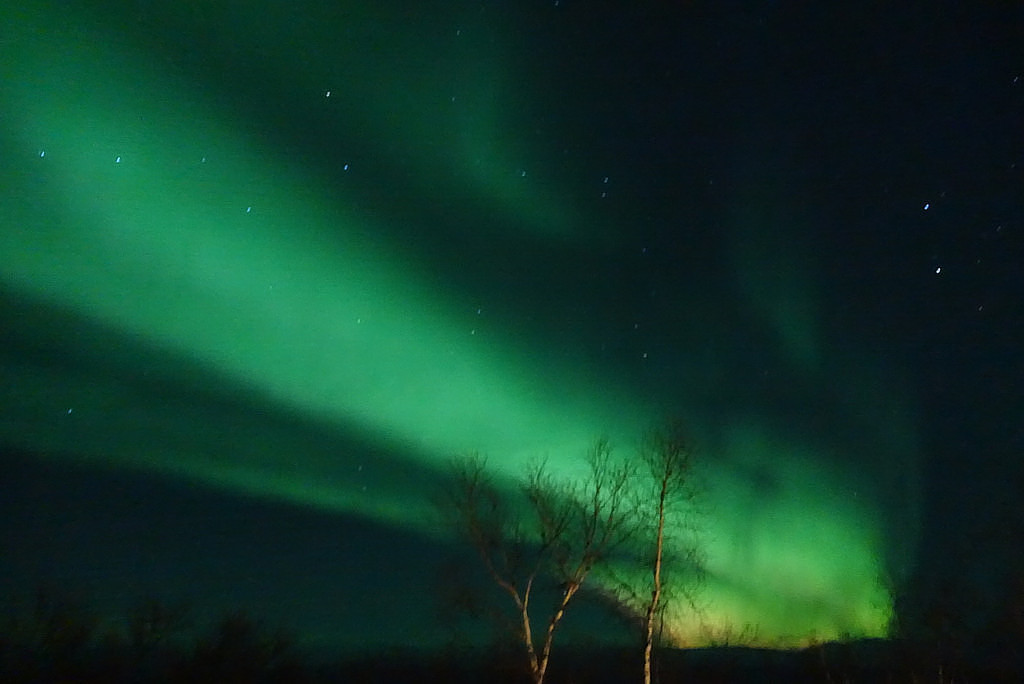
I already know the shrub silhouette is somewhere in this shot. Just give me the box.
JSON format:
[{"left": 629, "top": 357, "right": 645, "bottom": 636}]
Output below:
[
  {"left": 174, "top": 610, "right": 308, "bottom": 684},
  {"left": 0, "top": 589, "right": 100, "bottom": 681}
]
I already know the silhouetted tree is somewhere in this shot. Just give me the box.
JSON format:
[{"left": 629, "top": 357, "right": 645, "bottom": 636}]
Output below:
[
  {"left": 887, "top": 559, "right": 976, "bottom": 680},
  {"left": 634, "top": 420, "right": 704, "bottom": 684},
  {"left": 176, "top": 610, "right": 306, "bottom": 684},
  {"left": 22, "top": 589, "right": 99, "bottom": 675},
  {"left": 126, "top": 597, "right": 192, "bottom": 656},
  {"left": 0, "top": 588, "right": 108, "bottom": 682},
  {"left": 591, "top": 422, "right": 705, "bottom": 683},
  {"left": 441, "top": 440, "right": 636, "bottom": 684}
]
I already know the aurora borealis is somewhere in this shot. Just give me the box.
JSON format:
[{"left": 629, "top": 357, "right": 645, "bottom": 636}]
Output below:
[{"left": 2, "top": 0, "right": 1021, "bottom": 660}]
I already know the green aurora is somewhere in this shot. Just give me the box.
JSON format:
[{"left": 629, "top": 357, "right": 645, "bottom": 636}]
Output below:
[{"left": 0, "top": 1, "right": 919, "bottom": 647}]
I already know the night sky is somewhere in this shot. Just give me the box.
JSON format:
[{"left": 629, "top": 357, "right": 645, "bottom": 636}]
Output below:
[{"left": 2, "top": 0, "right": 1022, "bottom": 659}]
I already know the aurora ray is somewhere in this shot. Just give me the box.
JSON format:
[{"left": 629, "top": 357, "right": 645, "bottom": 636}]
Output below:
[{"left": 0, "top": 0, "right": 920, "bottom": 648}]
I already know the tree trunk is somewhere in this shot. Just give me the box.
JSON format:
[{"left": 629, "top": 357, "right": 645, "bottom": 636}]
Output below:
[
  {"left": 534, "top": 582, "right": 578, "bottom": 684},
  {"left": 643, "top": 476, "right": 669, "bottom": 684},
  {"left": 516, "top": 581, "right": 543, "bottom": 684}
]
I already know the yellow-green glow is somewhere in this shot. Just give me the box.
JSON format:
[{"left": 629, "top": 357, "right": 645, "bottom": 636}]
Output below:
[
  {"left": 692, "top": 429, "right": 892, "bottom": 643},
  {"left": 0, "top": 2, "right": 917, "bottom": 648}
]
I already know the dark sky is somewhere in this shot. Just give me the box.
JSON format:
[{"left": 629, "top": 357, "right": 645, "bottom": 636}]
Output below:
[{"left": 1, "top": 0, "right": 1022, "bottom": 656}]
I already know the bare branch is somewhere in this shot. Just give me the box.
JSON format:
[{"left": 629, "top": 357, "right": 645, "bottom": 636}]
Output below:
[
  {"left": 439, "top": 441, "right": 641, "bottom": 684},
  {"left": 633, "top": 420, "right": 705, "bottom": 684}
]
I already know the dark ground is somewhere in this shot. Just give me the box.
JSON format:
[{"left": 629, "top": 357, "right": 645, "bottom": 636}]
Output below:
[{"left": 2, "top": 595, "right": 1022, "bottom": 684}]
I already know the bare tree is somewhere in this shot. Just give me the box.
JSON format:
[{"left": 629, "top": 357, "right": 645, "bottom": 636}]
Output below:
[
  {"left": 126, "top": 597, "right": 192, "bottom": 656},
  {"left": 441, "top": 439, "right": 636, "bottom": 684},
  {"left": 634, "top": 421, "right": 703, "bottom": 684}
]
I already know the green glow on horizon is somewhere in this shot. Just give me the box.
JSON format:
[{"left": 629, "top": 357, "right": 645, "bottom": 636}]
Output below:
[
  {"left": 0, "top": 2, "right": 916, "bottom": 648},
  {"left": 693, "top": 431, "right": 892, "bottom": 644}
]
